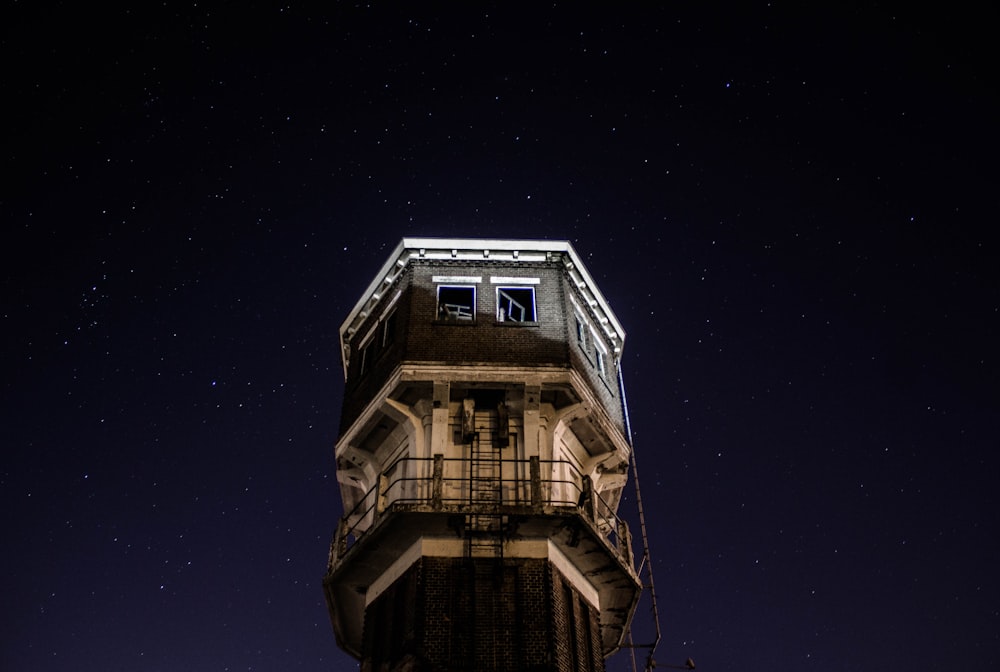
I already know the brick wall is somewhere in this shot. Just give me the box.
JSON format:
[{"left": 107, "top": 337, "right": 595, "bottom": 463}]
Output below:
[
  {"left": 402, "top": 260, "right": 570, "bottom": 365},
  {"left": 359, "top": 557, "right": 605, "bottom": 672},
  {"left": 340, "top": 259, "right": 627, "bottom": 434},
  {"left": 549, "top": 567, "right": 605, "bottom": 672},
  {"left": 562, "top": 275, "right": 626, "bottom": 432}
]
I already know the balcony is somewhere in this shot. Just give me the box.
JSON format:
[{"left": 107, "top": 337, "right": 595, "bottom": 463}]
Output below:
[{"left": 328, "top": 455, "right": 634, "bottom": 573}]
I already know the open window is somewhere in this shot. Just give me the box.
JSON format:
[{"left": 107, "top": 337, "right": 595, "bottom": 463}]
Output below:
[
  {"left": 437, "top": 285, "right": 476, "bottom": 321},
  {"left": 381, "top": 309, "right": 397, "bottom": 347},
  {"left": 496, "top": 287, "right": 536, "bottom": 323},
  {"left": 575, "top": 315, "right": 587, "bottom": 348},
  {"left": 358, "top": 336, "right": 375, "bottom": 376}
]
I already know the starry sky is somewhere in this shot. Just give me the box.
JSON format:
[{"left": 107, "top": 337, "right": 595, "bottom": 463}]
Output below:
[{"left": 3, "top": 3, "right": 997, "bottom": 671}]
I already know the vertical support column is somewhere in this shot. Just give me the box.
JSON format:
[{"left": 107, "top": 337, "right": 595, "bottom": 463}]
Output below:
[
  {"left": 523, "top": 383, "right": 541, "bottom": 458},
  {"left": 333, "top": 519, "right": 348, "bottom": 560},
  {"left": 580, "top": 475, "right": 595, "bottom": 521},
  {"left": 462, "top": 398, "right": 476, "bottom": 443},
  {"left": 421, "top": 407, "right": 435, "bottom": 502},
  {"left": 432, "top": 454, "right": 444, "bottom": 511},
  {"left": 377, "top": 472, "right": 389, "bottom": 514},
  {"left": 432, "top": 382, "right": 450, "bottom": 457},
  {"left": 530, "top": 456, "right": 542, "bottom": 507},
  {"left": 618, "top": 519, "right": 634, "bottom": 568}
]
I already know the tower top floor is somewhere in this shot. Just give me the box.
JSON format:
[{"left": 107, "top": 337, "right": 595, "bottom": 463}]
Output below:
[{"left": 338, "top": 237, "right": 626, "bottom": 379}]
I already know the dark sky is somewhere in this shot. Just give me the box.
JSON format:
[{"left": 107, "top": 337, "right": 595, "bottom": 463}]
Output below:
[{"left": 3, "top": 3, "right": 997, "bottom": 671}]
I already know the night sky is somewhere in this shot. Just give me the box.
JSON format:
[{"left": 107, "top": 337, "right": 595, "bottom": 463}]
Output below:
[{"left": 3, "top": 4, "right": 997, "bottom": 671}]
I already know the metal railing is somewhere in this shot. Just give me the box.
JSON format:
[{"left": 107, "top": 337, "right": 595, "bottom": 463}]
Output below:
[{"left": 330, "top": 455, "right": 633, "bottom": 570}]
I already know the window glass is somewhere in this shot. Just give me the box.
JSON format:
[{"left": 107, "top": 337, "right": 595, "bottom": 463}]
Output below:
[
  {"left": 496, "top": 287, "right": 536, "bottom": 322},
  {"left": 437, "top": 286, "right": 475, "bottom": 321},
  {"left": 382, "top": 310, "right": 397, "bottom": 346},
  {"left": 359, "top": 338, "right": 374, "bottom": 376}
]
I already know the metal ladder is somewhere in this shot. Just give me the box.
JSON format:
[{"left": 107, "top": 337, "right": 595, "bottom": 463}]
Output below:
[{"left": 465, "top": 412, "right": 504, "bottom": 560}]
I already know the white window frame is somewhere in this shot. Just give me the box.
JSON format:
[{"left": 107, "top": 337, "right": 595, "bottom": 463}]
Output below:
[
  {"left": 358, "top": 334, "right": 375, "bottom": 376},
  {"left": 381, "top": 308, "right": 397, "bottom": 347},
  {"left": 495, "top": 286, "right": 537, "bottom": 323},
  {"left": 591, "top": 325, "right": 610, "bottom": 380},
  {"left": 436, "top": 285, "right": 477, "bottom": 321},
  {"left": 594, "top": 346, "right": 607, "bottom": 379}
]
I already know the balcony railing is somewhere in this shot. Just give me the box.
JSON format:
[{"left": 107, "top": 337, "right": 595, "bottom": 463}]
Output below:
[{"left": 329, "top": 455, "right": 633, "bottom": 571}]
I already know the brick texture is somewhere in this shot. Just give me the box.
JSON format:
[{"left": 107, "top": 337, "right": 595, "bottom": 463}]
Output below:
[
  {"left": 340, "top": 260, "right": 626, "bottom": 434},
  {"left": 359, "top": 557, "right": 605, "bottom": 672}
]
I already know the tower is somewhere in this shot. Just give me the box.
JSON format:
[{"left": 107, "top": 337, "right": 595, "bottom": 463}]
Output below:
[{"left": 323, "top": 238, "right": 641, "bottom": 671}]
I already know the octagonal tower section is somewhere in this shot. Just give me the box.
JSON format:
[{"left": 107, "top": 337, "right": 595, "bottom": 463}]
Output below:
[{"left": 323, "top": 238, "right": 640, "bottom": 672}]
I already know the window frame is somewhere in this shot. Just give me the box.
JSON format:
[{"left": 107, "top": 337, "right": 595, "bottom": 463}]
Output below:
[
  {"left": 381, "top": 308, "right": 398, "bottom": 347},
  {"left": 575, "top": 314, "right": 588, "bottom": 349},
  {"left": 436, "top": 285, "right": 477, "bottom": 322},
  {"left": 358, "top": 334, "right": 375, "bottom": 377},
  {"left": 594, "top": 346, "right": 607, "bottom": 379},
  {"left": 495, "top": 286, "right": 537, "bottom": 323}
]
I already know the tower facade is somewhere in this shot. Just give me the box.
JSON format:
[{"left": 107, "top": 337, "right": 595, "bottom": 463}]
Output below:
[{"left": 323, "top": 238, "right": 640, "bottom": 672}]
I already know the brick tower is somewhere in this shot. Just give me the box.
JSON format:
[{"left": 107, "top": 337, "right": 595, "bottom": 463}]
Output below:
[{"left": 323, "top": 238, "right": 641, "bottom": 671}]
